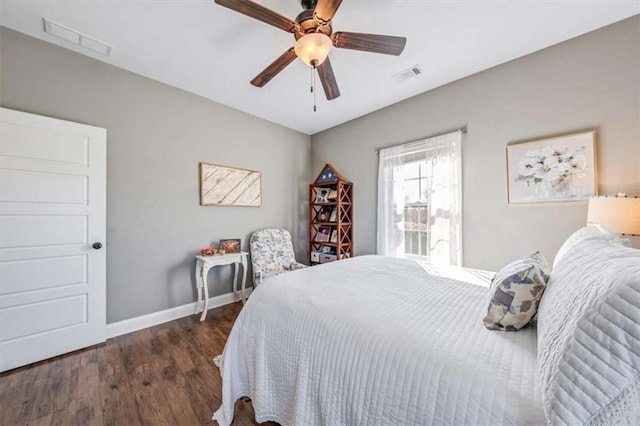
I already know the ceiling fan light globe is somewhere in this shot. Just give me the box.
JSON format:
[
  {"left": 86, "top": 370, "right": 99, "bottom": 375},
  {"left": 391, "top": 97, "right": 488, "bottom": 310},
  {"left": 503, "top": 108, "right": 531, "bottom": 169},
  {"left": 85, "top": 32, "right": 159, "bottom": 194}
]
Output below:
[{"left": 294, "top": 33, "right": 332, "bottom": 67}]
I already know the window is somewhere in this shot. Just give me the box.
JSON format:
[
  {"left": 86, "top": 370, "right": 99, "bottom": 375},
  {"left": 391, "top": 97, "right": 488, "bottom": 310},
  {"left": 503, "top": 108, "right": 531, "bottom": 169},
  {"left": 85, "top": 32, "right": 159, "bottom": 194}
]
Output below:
[
  {"left": 404, "top": 203, "right": 429, "bottom": 256},
  {"left": 401, "top": 161, "right": 429, "bottom": 257},
  {"left": 377, "top": 131, "right": 463, "bottom": 265}
]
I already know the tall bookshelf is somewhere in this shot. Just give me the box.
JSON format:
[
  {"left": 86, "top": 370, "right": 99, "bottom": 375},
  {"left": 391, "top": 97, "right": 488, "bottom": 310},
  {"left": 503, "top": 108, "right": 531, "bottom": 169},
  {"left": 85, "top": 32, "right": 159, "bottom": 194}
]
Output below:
[{"left": 309, "top": 164, "right": 353, "bottom": 265}]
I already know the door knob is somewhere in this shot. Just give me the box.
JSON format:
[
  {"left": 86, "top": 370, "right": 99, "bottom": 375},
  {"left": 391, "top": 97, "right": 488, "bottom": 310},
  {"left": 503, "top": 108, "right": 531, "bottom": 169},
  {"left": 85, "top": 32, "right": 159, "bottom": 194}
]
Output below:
[{"left": 92, "top": 242, "right": 103, "bottom": 250}]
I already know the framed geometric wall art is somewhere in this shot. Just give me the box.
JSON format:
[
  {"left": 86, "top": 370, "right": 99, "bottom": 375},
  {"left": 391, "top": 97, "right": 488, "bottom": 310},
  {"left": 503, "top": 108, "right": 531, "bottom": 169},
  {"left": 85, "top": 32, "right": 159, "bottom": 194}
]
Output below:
[
  {"left": 506, "top": 130, "right": 597, "bottom": 204},
  {"left": 199, "top": 162, "right": 261, "bottom": 207}
]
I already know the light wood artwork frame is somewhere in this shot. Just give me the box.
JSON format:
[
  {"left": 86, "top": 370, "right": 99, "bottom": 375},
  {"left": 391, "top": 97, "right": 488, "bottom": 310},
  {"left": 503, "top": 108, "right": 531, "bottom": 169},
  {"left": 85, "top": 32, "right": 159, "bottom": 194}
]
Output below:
[
  {"left": 506, "top": 130, "right": 597, "bottom": 204},
  {"left": 199, "top": 162, "right": 262, "bottom": 207}
]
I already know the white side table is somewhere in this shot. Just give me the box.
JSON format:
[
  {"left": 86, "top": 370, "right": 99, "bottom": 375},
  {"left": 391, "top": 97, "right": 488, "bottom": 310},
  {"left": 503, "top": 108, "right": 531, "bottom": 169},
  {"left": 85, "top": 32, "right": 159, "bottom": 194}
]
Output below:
[{"left": 195, "top": 252, "right": 248, "bottom": 321}]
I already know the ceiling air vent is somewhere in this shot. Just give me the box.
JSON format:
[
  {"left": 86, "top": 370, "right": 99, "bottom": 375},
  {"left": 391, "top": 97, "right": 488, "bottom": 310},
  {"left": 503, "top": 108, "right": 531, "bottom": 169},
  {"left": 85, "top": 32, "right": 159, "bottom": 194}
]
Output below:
[
  {"left": 392, "top": 65, "right": 423, "bottom": 83},
  {"left": 43, "top": 18, "right": 112, "bottom": 56}
]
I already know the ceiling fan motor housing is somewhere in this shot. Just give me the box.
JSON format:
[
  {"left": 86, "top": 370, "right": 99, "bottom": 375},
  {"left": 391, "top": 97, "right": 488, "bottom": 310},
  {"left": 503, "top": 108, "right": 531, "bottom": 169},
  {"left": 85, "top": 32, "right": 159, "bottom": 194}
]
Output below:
[
  {"left": 300, "top": 0, "right": 319, "bottom": 10},
  {"left": 294, "top": 9, "right": 331, "bottom": 40}
]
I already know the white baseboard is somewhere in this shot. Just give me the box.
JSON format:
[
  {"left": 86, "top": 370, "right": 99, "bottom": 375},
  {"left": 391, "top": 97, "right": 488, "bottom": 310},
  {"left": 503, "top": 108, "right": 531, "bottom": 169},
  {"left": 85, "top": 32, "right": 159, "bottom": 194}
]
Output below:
[{"left": 106, "top": 289, "right": 252, "bottom": 339}]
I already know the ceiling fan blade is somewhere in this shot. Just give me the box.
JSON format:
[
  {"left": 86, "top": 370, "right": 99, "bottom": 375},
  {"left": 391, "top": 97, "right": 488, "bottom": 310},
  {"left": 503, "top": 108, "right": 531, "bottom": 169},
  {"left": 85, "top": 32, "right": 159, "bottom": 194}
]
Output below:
[
  {"left": 215, "top": 0, "right": 297, "bottom": 33},
  {"left": 313, "top": 0, "right": 343, "bottom": 24},
  {"left": 317, "top": 57, "right": 340, "bottom": 100},
  {"left": 250, "top": 48, "right": 298, "bottom": 87},
  {"left": 332, "top": 32, "right": 407, "bottom": 56}
]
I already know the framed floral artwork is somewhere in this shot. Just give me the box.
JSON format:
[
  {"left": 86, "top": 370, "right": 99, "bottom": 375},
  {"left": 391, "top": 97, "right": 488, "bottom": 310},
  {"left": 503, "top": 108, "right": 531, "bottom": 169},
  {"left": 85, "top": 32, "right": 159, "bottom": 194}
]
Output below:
[{"left": 506, "top": 130, "right": 597, "bottom": 204}]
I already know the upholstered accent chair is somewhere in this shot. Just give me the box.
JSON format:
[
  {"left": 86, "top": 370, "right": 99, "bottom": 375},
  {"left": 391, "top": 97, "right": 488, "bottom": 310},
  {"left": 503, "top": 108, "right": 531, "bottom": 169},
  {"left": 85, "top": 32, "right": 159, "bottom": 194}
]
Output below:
[{"left": 250, "top": 228, "right": 307, "bottom": 286}]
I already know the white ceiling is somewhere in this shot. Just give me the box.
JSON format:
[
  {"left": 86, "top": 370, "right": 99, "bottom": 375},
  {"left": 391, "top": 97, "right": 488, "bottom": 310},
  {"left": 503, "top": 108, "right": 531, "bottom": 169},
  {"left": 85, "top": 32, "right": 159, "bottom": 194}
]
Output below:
[{"left": 2, "top": 1, "right": 638, "bottom": 135}]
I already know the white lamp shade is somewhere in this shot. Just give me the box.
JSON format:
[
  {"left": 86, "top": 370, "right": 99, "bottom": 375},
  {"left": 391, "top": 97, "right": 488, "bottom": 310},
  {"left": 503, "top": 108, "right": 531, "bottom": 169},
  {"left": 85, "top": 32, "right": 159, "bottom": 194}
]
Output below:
[
  {"left": 294, "top": 33, "right": 332, "bottom": 67},
  {"left": 587, "top": 196, "right": 640, "bottom": 235}
]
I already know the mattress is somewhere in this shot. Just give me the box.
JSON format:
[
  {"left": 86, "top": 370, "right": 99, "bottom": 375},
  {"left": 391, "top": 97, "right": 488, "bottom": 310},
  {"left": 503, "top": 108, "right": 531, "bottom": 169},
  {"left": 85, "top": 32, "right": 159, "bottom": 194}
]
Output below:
[{"left": 214, "top": 255, "right": 544, "bottom": 425}]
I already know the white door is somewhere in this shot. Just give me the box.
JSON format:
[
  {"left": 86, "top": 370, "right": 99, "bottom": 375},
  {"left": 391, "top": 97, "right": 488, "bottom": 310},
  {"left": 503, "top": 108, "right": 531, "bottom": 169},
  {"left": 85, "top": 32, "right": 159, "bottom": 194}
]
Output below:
[{"left": 0, "top": 108, "right": 106, "bottom": 372}]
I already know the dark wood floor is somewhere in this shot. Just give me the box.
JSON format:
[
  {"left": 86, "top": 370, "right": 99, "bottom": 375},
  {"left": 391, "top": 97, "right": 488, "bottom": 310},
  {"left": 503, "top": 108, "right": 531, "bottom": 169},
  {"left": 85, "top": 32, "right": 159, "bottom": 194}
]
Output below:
[{"left": 0, "top": 302, "right": 266, "bottom": 426}]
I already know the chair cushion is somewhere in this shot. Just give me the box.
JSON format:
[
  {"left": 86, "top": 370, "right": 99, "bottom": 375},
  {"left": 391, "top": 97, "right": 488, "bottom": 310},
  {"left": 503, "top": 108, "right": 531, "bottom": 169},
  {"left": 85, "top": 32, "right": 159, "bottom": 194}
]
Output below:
[
  {"left": 483, "top": 251, "right": 550, "bottom": 331},
  {"left": 537, "top": 237, "right": 640, "bottom": 425}
]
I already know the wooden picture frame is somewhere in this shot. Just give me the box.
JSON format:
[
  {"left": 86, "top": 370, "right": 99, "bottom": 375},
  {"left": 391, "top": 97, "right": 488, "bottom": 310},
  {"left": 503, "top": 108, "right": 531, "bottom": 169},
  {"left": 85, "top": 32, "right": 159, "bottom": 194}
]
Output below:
[
  {"left": 200, "top": 162, "right": 261, "bottom": 207},
  {"left": 316, "top": 226, "right": 331, "bottom": 242},
  {"left": 329, "top": 207, "right": 337, "bottom": 222},
  {"left": 506, "top": 130, "right": 597, "bottom": 204},
  {"left": 219, "top": 239, "right": 241, "bottom": 253}
]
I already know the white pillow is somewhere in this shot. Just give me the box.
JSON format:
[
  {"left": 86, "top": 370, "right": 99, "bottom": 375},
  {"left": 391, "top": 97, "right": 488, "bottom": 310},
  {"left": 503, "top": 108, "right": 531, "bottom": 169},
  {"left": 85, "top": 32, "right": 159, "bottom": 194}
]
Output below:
[
  {"left": 537, "top": 237, "right": 640, "bottom": 425},
  {"left": 553, "top": 224, "right": 626, "bottom": 268}
]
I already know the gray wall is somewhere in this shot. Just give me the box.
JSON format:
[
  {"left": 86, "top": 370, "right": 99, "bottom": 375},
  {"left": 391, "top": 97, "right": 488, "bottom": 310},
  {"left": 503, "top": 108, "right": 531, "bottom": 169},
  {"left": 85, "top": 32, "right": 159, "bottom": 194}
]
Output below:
[
  {"left": 311, "top": 16, "right": 640, "bottom": 271},
  {"left": 1, "top": 28, "right": 311, "bottom": 323}
]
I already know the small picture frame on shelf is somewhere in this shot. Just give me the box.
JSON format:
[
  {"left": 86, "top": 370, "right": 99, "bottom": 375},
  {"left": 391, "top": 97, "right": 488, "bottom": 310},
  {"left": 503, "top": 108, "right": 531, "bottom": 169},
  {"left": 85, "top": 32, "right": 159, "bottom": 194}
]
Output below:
[
  {"left": 327, "top": 188, "right": 338, "bottom": 201},
  {"left": 317, "top": 189, "right": 329, "bottom": 203},
  {"left": 329, "top": 207, "right": 337, "bottom": 222},
  {"left": 330, "top": 230, "right": 337, "bottom": 243},
  {"left": 316, "top": 226, "right": 331, "bottom": 242},
  {"left": 317, "top": 206, "right": 332, "bottom": 222},
  {"left": 219, "top": 239, "right": 241, "bottom": 253}
]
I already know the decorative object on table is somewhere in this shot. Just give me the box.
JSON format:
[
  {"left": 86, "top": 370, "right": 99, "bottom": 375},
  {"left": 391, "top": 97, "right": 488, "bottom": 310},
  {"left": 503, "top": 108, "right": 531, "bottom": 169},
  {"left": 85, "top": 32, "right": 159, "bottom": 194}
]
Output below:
[
  {"left": 218, "top": 249, "right": 226, "bottom": 255},
  {"left": 201, "top": 247, "right": 217, "bottom": 256},
  {"left": 249, "top": 228, "right": 307, "bottom": 286},
  {"left": 506, "top": 130, "right": 596, "bottom": 204},
  {"left": 219, "top": 238, "right": 241, "bottom": 254},
  {"left": 194, "top": 251, "right": 249, "bottom": 320},
  {"left": 484, "top": 251, "right": 550, "bottom": 331},
  {"left": 200, "top": 162, "right": 261, "bottom": 207},
  {"left": 310, "top": 164, "right": 353, "bottom": 265},
  {"left": 587, "top": 194, "right": 640, "bottom": 236}
]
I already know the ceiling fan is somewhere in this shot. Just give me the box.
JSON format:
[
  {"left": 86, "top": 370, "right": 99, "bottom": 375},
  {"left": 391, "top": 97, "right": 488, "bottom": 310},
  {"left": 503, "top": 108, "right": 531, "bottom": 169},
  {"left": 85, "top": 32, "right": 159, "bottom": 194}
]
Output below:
[{"left": 214, "top": 0, "right": 407, "bottom": 101}]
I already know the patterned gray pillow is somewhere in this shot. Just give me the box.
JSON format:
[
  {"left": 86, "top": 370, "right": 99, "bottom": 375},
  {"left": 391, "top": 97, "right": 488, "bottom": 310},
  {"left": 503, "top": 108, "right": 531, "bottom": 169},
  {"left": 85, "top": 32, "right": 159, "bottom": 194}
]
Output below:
[{"left": 483, "top": 252, "right": 550, "bottom": 331}]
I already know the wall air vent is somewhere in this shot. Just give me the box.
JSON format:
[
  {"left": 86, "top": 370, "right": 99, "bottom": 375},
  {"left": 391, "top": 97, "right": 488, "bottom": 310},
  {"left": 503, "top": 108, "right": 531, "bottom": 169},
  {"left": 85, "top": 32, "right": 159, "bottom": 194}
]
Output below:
[
  {"left": 392, "top": 65, "right": 423, "bottom": 83},
  {"left": 43, "top": 18, "right": 112, "bottom": 56}
]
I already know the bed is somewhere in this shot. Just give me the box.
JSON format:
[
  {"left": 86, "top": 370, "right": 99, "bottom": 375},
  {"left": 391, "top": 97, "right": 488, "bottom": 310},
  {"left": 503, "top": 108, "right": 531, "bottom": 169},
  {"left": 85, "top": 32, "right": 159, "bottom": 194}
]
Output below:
[{"left": 213, "top": 255, "right": 545, "bottom": 425}]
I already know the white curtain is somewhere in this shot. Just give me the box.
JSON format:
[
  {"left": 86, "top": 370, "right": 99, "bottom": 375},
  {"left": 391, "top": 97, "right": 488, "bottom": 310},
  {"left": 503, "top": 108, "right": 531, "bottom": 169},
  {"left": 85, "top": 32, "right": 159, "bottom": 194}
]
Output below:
[{"left": 376, "top": 131, "right": 463, "bottom": 266}]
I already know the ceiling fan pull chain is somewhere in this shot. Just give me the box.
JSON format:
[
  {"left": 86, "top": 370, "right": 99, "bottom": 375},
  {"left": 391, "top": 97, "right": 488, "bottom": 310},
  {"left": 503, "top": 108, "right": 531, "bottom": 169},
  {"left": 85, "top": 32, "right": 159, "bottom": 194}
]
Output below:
[{"left": 313, "top": 63, "right": 317, "bottom": 112}]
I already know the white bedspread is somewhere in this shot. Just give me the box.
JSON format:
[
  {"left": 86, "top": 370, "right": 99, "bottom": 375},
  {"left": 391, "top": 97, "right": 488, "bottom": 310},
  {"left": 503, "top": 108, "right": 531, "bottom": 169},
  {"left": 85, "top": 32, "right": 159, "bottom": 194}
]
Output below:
[{"left": 214, "top": 256, "right": 544, "bottom": 425}]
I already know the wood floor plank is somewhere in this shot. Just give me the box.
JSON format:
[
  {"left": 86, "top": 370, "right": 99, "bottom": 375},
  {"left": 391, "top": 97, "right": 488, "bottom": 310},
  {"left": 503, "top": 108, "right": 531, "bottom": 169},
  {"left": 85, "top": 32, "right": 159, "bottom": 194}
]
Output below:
[
  {"left": 71, "top": 363, "right": 103, "bottom": 426},
  {"left": 0, "top": 302, "right": 273, "bottom": 425}
]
